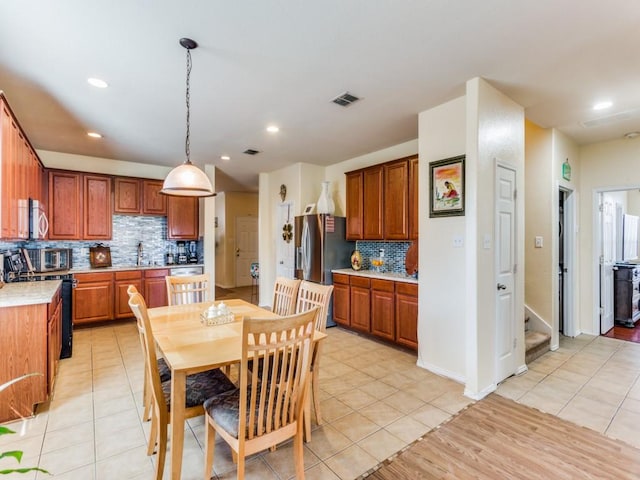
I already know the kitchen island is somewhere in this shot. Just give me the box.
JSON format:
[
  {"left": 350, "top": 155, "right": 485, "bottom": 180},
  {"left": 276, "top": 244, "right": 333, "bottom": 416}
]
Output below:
[
  {"left": 0, "top": 280, "right": 62, "bottom": 422},
  {"left": 332, "top": 268, "right": 418, "bottom": 349}
]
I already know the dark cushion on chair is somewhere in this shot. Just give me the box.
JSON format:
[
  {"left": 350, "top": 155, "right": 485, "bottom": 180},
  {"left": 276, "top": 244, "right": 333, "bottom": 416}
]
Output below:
[
  {"left": 157, "top": 357, "right": 171, "bottom": 383},
  {"left": 161, "top": 369, "right": 236, "bottom": 409}
]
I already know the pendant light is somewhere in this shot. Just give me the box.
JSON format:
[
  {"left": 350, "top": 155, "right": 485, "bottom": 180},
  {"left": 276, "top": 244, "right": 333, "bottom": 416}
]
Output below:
[{"left": 161, "top": 38, "right": 216, "bottom": 197}]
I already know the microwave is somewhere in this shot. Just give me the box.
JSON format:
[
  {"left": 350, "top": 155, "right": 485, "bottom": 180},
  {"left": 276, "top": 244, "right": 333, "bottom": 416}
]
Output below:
[{"left": 25, "top": 248, "right": 73, "bottom": 272}]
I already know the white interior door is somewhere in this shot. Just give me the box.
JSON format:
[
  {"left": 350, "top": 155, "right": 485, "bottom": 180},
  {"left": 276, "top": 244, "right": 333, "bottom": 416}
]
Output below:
[
  {"left": 276, "top": 202, "right": 295, "bottom": 278},
  {"left": 600, "top": 199, "right": 615, "bottom": 333},
  {"left": 496, "top": 164, "right": 517, "bottom": 382},
  {"left": 235, "top": 216, "right": 258, "bottom": 287}
]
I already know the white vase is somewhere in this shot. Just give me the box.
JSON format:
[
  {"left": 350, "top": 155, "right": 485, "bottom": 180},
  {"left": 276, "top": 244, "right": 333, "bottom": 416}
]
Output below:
[{"left": 316, "top": 181, "right": 335, "bottom": 215}]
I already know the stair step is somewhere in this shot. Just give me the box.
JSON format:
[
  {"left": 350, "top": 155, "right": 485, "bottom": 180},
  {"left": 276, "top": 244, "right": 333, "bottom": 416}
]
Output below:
[{"left": 525, "top": 330, "right": 551, "bottom": 364}]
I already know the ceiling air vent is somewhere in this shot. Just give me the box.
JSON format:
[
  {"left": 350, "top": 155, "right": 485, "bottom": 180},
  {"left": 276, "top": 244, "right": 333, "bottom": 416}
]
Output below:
[
  {"left": 331, "top": 91, "right": 360, "bottom": 107},
  {"left": 243, "top": 149, "right": 260, "bottom": 155},
  {"left": 581, "top": 108, "right": 640, "bottom": 128}
]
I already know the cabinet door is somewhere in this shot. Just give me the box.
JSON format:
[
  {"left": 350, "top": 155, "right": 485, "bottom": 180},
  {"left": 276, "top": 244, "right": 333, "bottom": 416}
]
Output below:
[
  {"left": 144, "top": 269, "right": 169, "bottom": 308},
  {"left": 345, "top": 171, "right": 363, "bottom": 240},
  {"left": 383, "top": 160, "right": 409, "bottom": 240},
  {"left": 49, "top": 171, "right": 82, "bottom": 240},
  {"left": 47, "top": 291, "right": 62, "bottom": 395},
  {"left": 114, "top": 177, "right": 141, "bottom": 214},
  {"left": 350, "top": 285, "right": 371, "bottom": 333},
  {"left": 142, "top": 179, "right": 167, "bottom": 215},
  {"left": 83, "top": 174, "right": 112, "bottom": 239},
  {"left": 333, "top": 281, "right": 350, "bottom": 326},
  {"left": 371, "top": 280, "right": 395, "bottom": 341},
  {"left": 73, "top": 273, "right": 114, "bottom": 325},
  {"left": 0, "top": 100, "right": 15, "bottom": 238},
  {"left": 363, "top": 166, "right": 384, "bottom": 239},
  {"left": 408, "top": 156, "right": 419, "bottom": 240},
  {"left": 395, "top": 283, "right": 418, "bottom": 350},
  {"left": 115, "top": 271, "right": 143, "bottom": 319},
  {"left": 167, "top": 196, "right": 199, "bottom": 239}
]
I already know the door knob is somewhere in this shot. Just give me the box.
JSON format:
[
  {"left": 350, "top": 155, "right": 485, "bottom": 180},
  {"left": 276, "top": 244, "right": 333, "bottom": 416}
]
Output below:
[{"left": 497, "top": 283, "right": 507, "bottom": 290}]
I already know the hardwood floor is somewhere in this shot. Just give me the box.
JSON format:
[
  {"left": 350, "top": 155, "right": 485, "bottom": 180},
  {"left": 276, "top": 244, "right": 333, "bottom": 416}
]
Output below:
[
  {"left": 367, "top": 394, "right": 640, "bottom": 480},
  {"left": 604, "top": 320, "right": 640, "bottom": 343}
]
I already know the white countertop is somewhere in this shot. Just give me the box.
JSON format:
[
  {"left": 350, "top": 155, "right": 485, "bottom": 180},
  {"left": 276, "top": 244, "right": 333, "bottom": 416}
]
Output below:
[
  {"left": 69, "top": 264, "right": 204, "bottom": 274},
  {"left": 332, "top": 268, "right": 418, "bottom": 284},
  {"left": 0, "top": 280, "right": 62, "bottom": 308}
]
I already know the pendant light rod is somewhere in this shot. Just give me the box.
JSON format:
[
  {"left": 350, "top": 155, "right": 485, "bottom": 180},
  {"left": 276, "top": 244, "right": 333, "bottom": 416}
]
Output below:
[{"left": 181, "top": 38, "right": 196, "bottom": 165}]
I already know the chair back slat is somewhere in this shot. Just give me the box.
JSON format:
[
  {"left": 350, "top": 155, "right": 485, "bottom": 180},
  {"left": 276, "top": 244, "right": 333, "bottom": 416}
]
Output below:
[
  {"left": 239, "top": 309, "right": 316, "bottom": 441},
  {"left": 272, "top": 276, "right": 301, "bottom": 316},
  {"left": 166, "top": 274, "right": 209, "bottom": 305},
  {"left": 296, "top": 281, "right": 334, "bottom": 332}
]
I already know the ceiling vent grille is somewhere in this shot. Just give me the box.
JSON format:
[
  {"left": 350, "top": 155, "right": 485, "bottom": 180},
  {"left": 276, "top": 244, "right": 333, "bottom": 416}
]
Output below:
[
  {"left": 243, "top": 149, "right": 260, "bottom": 155},
  {"left": 581, "top": 108, "right": 640, "bottom": 128},
  {"left": 331, "top": 91, "right": 360, "bottom": 107}
]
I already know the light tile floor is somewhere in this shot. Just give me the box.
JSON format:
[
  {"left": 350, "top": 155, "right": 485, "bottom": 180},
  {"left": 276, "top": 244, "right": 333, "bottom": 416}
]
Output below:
[{"left": 2, "top": 326, "right": 639, "bottom": 479}]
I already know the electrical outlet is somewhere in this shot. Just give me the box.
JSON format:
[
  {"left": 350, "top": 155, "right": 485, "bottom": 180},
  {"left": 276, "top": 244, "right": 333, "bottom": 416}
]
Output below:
[{"left": 453, "top": 235, "right": 463, "bottom": 248}]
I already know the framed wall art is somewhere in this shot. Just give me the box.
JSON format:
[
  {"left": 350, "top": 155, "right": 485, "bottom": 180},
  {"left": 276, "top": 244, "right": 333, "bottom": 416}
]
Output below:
[{"left": 429, "top": 155, "right": 465, "bottom": 217}]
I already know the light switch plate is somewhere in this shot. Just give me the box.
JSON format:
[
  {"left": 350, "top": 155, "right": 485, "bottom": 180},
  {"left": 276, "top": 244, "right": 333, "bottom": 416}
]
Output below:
[
  {"left": 453, "top": 235, "right": 463, "bottom": 248},
  {"left": 535, "top": 236, "right": 543, "bottom": 248}
]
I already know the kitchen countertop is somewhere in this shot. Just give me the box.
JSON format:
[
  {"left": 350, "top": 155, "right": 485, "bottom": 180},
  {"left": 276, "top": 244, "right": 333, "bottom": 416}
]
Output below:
[
  {"left": 69, "top": 264, "right": 204, "bottom": 274},
  {"left": 332, "top": 268, "right": 418, "bottom": 284},
  {"left": 0, "top": 280, "right": 62, "bottom": 308}
]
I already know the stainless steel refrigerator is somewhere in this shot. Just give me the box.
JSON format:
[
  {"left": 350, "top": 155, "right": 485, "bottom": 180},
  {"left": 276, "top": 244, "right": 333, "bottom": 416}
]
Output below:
[{"left": 294, "top": 214, "right": 355, "bottom": 326}]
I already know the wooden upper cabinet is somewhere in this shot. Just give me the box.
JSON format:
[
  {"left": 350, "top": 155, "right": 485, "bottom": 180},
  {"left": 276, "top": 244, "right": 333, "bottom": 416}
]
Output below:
[
  {"left": 114, "top": 177, "right": 141, "bottom": 214},
  {"left": 83, "top": 174, "right": 112, "bottom": 240},
  {"left": 363, "top": 166, "right": 384, "bottom": 240},
  {"left": 345, "top": 171, "right": 363, "bottom": 240},
  {"left": 48, "top": 171, "right": 82, "bottom": 240},
  {"left": 408, "top": 156, "right": 419, "bottom": 240},
  {"left": 142, "top": 179, "right": 167, "bottom": 215},
  {"left": 383, "top": 159, "right": 409, "bottom": 240},
  {"left": 167, "top": 196, "right": 199, "bottom": 240},
  {"left": 0, "top": 100, "right": 15, "bottom": 239}
]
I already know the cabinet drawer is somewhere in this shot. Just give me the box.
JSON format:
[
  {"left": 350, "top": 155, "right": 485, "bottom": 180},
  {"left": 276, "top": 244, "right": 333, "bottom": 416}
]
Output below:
[
  {"left": 145, "top": 268, "right": 169, "bottom": 278},
  {"left": 74, "top": 272, "right": 113, "bottom": 283},
  {"left": 350, "top": 276, "right": 370, "bottom": 288},
  {"left": 371, "top": 279, "right": 394, "bottom": 292},
  {"left": 396, "top": 282, "right": 418, "bottom": 296},
  {"left": 115, "top": 270, "right": 143, "bottom": 281},
  {"left": 333, "top": 273, "right": 350, "bottom": 285}
]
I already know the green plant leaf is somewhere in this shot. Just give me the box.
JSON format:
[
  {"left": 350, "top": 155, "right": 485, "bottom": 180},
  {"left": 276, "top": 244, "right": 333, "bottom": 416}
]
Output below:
[
  {"left": 0, "top": 451, "right": 22, "bottom": 462},
  {"left": 0, "top": 466, "right": 50, "bottom": 474},
  {"left": 0, "top": 427, "right": 15, "bottom": 437}
]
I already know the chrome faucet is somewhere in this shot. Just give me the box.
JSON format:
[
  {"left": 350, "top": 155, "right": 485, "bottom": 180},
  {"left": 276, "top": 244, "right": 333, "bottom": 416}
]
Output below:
[{"left": 137, "top": 242, "right": 143, "bottom": 266}]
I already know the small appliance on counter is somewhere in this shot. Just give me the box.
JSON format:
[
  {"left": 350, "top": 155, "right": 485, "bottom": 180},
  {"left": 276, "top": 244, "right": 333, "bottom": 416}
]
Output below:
[
  {"left": 176, "top": 241, "right": 188, "bottom": 264},
  {"left": 25, "top": 248, "right": 72, "bottom": 272},
  {"left": 188, "top": 241, "right": 198, "bottom": 263}
]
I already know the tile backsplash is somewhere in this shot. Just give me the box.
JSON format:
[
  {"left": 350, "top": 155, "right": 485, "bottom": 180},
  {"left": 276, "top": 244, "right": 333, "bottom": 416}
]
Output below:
[
  {"left": 355, "top": 240, "right": 414, "bottom": 274},
  {"left": 0, "top": 215, "right": 202, "bottom": 269}
]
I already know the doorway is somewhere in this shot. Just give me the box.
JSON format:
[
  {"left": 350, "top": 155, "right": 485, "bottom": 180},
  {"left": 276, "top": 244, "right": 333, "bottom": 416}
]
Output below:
[
  {"left": 276, "top": 202, "right": 295, "bottom": 278},
  {"left": 558, "top": 187, "right": 576, "bottom": 337},
  {"left": 235, "top": 216, "right": 258, "bottom": 287}
]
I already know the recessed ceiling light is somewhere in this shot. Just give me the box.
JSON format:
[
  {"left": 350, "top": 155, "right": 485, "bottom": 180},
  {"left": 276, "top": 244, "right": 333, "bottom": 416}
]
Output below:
[
  {"left": 87, "top": 132, "right": 102, "bottom": 138},
  {"left": 221, "top": 155, "right": 230, "bottom": 161},
  {"left": 266, "top": 125, "right": 279, "bottom": 133},
  {"left": 87, "top": 77, "right": 108, "bottom": 88},
  {"left": 593, "top": 101, "right": 613, "bottom": 111},
  {"left": 624, "top": 131, "right": 640, "bottom": 139}
]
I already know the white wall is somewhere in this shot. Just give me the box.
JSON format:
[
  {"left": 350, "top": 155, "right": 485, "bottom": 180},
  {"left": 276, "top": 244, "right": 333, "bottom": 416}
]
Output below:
[
  {"left": 38, "top": 150, "right": 171, "bottom": 178},
  {"left": 465, "top": 78, "right": 525, "bottom": 398},
  {"left": 578, "top": 137, "right": 640, "bottom": 335},
  {"left": 418, "top": 96, "right": 467, "bottom": 382}
]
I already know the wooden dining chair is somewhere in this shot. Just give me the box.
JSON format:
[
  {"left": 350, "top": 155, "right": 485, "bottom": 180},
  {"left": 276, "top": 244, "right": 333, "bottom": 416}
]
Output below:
[
  {"left": 203, "top": 308, "right": 317, "bottom": 480},
  {"left": 165, "top": 273, "right": 209, "bottom": 306},
  {"left": 127, "top": 285, "right": 171, "bottom": 422},
  {"left": 272, "top": 276, "right": 301, "bottom": 316},
  {"left": 128, "top": 290, "right": 236, "bottom": 480},
  {"left": 295, "top": 281, "right": 334, "bottom": 440}
]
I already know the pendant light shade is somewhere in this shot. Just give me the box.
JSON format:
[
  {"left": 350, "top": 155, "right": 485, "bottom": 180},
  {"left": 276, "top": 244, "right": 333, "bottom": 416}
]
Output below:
[{"left": 161, "top": 37, "right": 216, "bottom": 197}]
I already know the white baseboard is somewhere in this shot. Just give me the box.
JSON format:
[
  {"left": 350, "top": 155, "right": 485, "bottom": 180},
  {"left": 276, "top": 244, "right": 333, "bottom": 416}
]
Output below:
[
  {"left": 464, "top": 383, "right": 497, "bottom": 401},
  {"left": 515, "top": 363, "right": 528, "bottom": 375},
  {"left": 416, "top": 359, "right": 466, "bottom": 384}
]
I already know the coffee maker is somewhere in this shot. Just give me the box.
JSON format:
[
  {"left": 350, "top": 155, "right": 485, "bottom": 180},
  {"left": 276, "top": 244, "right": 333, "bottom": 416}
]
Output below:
[
  {"left": 188, "top": 241, "right": 198, "bottom": 263},
  {"left": 176, "top": 241, "right": 188, "bottom": 264}
]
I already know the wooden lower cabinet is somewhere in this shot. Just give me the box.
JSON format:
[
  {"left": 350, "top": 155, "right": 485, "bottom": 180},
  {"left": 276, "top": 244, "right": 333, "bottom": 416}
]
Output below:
[
  {"left": 333, "top": 273, "right": 418, "bottom": 350},
  {"left": 115, "top": 270, "right": 143, "bottom": 318},
  {"left": 371, "top": 279, "right": 395, "bottom": 341},
  {"left": 350, "top": 276, "right": 371, "bottom": 333},
  {"left": 332, "top": 274, "right": 350, "bottom": 326},
  {"left": 395, "top": 282, "right": 418, "bottom": 350},
  {"left": 73, "top": 272, "right": 114, "bottom": 325},
  {"left": 144, "top": 269, "right": 169, "bottom": 308},
  {"left": 47, "top": 287, "right": 62, "bottom": 394}
]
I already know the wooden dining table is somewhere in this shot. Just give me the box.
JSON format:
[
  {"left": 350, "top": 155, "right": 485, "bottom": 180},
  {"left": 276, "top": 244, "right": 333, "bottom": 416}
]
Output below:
[{"left": 147, "top": 298, "right": 326, "bottom": 480}]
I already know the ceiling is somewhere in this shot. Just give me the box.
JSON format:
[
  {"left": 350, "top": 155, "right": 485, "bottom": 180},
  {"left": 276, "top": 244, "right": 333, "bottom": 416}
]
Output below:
[{"left": 1, "top": 1, "right": 640, "bottom": 191}]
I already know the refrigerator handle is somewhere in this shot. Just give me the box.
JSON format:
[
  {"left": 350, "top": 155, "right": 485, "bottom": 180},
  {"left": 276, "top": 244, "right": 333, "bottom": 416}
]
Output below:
[{"left": 302, "top": 220, "right": 311, "bottom": 280}]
